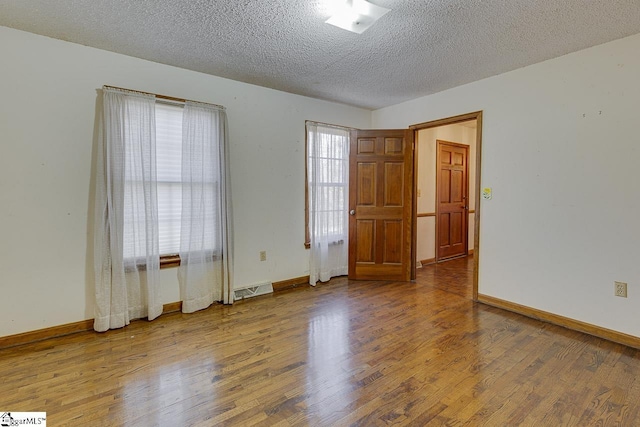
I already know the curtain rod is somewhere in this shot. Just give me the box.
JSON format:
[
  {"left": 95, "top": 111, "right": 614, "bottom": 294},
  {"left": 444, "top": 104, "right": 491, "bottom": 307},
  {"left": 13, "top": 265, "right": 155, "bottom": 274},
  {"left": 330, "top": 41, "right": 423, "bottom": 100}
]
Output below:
[
  {"left": 305, "top": 120, "right": 358, "bottom": 131},
  {"left": 103, "top": 85, "right": 225, "bottom": 110}
]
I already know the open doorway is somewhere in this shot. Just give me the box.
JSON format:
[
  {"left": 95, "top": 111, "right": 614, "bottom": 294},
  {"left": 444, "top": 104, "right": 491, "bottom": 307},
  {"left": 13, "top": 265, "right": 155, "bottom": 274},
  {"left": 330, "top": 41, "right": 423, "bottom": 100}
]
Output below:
[{"left": 410, "top": 112, "right": 482, "bottom": 300}]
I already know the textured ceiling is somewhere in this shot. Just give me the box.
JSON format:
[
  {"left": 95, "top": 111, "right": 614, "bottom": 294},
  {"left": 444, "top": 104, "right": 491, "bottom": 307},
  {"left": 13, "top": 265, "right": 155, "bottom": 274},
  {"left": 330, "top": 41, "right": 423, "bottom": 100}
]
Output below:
[{"left": 1, "top": 1, "right": 640, "bottom": 109}]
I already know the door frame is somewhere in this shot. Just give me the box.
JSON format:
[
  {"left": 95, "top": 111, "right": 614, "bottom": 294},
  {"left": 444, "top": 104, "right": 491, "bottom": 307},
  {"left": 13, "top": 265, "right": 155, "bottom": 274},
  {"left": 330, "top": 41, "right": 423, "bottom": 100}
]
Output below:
[
  {"left": 410, "top": 111, "right": 482, "bottom": 301},
  {"left": 435, "top": 140, "right": 469, "bottom": 262}
]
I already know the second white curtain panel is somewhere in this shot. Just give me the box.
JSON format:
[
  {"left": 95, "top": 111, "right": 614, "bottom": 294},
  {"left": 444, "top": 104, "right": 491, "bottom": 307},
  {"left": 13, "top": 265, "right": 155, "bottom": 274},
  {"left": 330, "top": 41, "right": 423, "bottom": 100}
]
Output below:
[{"left": 179, "top": 102, "right": 234, "bottom": 311}]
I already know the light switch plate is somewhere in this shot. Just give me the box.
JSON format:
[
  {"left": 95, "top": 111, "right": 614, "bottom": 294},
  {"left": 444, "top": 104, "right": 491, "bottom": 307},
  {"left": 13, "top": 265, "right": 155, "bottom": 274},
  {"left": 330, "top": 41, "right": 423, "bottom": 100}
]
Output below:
[{"left": 482, "top": 187, "right": 492, "bottom": 200}]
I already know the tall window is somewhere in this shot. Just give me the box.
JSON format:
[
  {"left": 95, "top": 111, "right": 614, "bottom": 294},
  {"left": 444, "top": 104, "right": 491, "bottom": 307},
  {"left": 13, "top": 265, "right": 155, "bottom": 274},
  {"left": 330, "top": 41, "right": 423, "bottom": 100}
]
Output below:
[
  {"left": 306, "top": 122, "right": 350, "bottom": 284},
  {"left": 306, "top": 123, "right": 350, "bottom": 246}
]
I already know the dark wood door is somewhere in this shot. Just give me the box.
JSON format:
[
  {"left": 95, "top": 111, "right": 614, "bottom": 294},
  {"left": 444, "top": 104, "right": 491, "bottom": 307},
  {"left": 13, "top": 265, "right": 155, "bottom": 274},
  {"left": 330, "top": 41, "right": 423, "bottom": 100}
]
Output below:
[
  {"left": 348, "top": 129, "right": 414, "bottom": 281},
  {"left": 437, "top": 141, "right": 468, "bottom": 260}
]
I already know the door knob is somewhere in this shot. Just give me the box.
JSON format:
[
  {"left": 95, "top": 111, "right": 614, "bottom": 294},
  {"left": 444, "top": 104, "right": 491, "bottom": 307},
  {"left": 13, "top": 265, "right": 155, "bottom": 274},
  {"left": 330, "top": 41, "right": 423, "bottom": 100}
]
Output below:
[{"left": 350, "top": 210, "right": 355, "bottom": 215}]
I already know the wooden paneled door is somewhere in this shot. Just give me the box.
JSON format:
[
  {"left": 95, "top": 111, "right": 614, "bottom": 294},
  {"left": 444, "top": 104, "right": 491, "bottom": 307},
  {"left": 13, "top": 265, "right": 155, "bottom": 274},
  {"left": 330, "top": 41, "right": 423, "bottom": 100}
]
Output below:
[
  {"left": 348, "top": 129, "right": 414, "bottom": 281},
  {"left": 437, "top": 140, "right": 468, "bottom": 260}
]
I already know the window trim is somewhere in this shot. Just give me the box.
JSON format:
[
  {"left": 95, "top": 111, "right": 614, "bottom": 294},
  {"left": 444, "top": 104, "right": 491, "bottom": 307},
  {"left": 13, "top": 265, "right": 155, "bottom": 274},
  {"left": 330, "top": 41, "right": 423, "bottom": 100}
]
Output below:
[{"left": 305, "top": 122, "right": 310, "bottom": 248}]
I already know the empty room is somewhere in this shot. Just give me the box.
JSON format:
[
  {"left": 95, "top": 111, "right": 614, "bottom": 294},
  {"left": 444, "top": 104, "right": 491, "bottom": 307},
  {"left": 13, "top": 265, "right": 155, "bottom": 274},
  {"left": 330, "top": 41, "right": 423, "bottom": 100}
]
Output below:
[{"left": 1, "top": 1, "right": 640, "bottom": 425}]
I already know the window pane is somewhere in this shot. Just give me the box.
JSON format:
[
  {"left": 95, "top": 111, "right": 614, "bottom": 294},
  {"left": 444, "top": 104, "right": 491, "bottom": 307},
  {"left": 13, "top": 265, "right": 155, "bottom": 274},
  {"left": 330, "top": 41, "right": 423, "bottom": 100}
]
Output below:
[
  {"left": 156, "top": 103, "right": 183, "bottom": 182},
  {"left": 158, "top": 182, "right": 182, "bottom": 254}
]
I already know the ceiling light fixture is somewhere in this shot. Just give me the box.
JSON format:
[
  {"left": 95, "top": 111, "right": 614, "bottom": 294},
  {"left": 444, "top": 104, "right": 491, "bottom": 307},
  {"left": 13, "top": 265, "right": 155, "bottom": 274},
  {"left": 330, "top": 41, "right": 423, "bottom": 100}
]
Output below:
[{"left": 325, "top": 0, "right": 390, "bottom": 34}]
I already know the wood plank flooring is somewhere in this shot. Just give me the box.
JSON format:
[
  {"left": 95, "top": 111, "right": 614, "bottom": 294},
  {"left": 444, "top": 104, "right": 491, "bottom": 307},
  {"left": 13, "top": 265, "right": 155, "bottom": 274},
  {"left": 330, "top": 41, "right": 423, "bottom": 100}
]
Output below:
[{"left": 2, "top": 256, "right": 640, "bottom": 426}]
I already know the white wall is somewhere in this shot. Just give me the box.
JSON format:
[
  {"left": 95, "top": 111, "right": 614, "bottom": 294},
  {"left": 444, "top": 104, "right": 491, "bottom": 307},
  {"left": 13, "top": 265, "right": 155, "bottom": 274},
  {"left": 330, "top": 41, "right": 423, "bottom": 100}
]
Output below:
[
  {"left": 3, "top": 25, "right": 639, "bottom": 340},
  {"left": 374, "top": 33, "right": 640, "bottom": 337},
  {"left": 0, "top": 27, "right": 371, "bottom": 337}
]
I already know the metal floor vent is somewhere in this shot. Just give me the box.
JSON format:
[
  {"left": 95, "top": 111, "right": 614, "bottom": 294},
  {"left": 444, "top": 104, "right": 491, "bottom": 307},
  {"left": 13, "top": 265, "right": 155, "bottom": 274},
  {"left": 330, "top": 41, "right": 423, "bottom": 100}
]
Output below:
[{"left": 233, "top": 282, "right": 273, "bottom": 300}]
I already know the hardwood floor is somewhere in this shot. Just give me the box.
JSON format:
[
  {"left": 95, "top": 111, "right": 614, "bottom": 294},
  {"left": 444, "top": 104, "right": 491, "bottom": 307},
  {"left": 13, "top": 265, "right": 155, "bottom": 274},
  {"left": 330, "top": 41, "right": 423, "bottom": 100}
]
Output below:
[{"left": 2, "top": 256, "right": 640, "bottom": 426}]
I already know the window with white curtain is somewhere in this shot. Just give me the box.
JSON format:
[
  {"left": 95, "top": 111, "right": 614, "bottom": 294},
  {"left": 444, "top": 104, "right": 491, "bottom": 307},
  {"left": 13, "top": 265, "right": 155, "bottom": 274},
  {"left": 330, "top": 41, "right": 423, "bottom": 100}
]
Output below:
[
  {"left": 122, "top": 101, "right": 219, "bottom": 259},
  {"left": 306, "top": 123, "right": 350, "bottom": 245},
  {"left": 306, "top": 122, "right": 350, "bottom": 285},
  {"left": 95, "top": 86, "right": 234, "bottom": 331}
]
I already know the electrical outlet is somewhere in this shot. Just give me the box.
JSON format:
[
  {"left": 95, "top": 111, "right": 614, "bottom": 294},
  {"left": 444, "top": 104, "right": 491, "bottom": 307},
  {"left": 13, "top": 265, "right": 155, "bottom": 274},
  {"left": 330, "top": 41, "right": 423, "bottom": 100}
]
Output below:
[
  {"left": 614, "top": 281, "right": 627, "bottom": 298},
  {"left": 260, "top": 251, "right": 267, "bottom": 262}
]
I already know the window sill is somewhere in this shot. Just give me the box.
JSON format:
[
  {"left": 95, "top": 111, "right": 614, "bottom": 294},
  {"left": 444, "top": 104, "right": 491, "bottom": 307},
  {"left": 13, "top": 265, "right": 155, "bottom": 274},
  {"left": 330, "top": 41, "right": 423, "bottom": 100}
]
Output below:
[
  {"left": 160, "top": 254, "right": 181, "bottom": 269},
  {"left": 304, "top": 239, "right": 345, "bottom": 250},
  {"left": 161, "top": 253, "right": 222, "bottom": 269},
  {"left": 123, "top": 253, "right": 220, "bottom": 271}
]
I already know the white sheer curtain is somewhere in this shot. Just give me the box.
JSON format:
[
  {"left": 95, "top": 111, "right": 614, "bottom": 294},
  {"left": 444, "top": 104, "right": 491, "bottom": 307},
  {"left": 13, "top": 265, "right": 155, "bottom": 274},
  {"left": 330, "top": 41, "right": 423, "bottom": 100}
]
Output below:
[
  {"left": 307, "top": 123, "right": 350, "bottom": 285},
  {"left": 94, "top": 87, "right": 162, "bottom": 332},
  {"left": 179, "top": 101, "right": 234, "bottom": 311}
]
